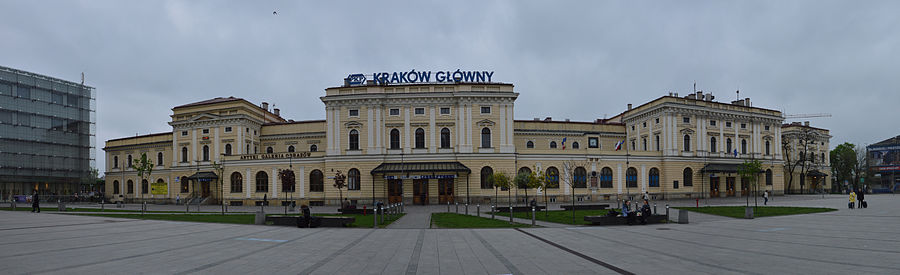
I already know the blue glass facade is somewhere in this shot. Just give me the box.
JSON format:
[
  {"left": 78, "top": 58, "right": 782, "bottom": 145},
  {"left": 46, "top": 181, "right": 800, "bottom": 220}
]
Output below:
[{"left": 0, "top": 66, "right": 96, "bottom": 197}]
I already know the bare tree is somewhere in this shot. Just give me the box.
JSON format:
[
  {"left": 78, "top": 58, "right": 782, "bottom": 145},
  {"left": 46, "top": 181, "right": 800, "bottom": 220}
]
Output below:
[
  {"left": 783, "top": 127, "right": 816, "bottom": 194},
  {"left": 560, "top": 160, "right": 590, "bottom": 224}
]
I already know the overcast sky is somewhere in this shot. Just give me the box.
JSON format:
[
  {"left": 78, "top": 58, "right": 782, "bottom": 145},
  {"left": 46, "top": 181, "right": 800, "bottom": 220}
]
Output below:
[{"left": 3, "top": 0, "right": 898, "bottom": 174}]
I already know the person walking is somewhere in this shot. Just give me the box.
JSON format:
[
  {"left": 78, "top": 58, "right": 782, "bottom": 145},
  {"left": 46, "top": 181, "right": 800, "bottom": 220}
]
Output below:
[
  {"left": 642, "top": 191, "right": 650, "bottom": 203},
  {"left": 763, "top": 190, "right": 769, "bottom": 205},
  {"left": 848, "top": 190, "right": 856, "bottom": 209},
  {"left": 31, "top": 190, "right": 40, "bottom": 213},
  {"left": 857, "top": 188, "right": 866, "bottom": 208}
]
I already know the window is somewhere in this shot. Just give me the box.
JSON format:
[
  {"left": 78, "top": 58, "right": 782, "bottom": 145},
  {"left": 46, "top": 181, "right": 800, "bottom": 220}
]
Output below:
[
  {"left": 589, "top": 137, "right": 598, "bottom": 148},
  {"left": 655, "top": 118, "right": 660, "bottom": 124},
  {"left": 741, "top": 123, "right": 746, "bottom": 129},
  {"left": 550, "top": 141, "right": 557, "bottom": 149},
  {"left": 389, "top": 108, "right": 400, "bottom": 116},
  {"left": 288, "top": 145, "right": 295, "bottom": 152},
  {"left": 225, "top": 127, "right": 232, "bottom": 132},
  {"left": 0, "top": 110, "right": 11, "bottom": 124},
  {"left": 643, "top": 122, "right": 647, "bottom": 128},
  {"left": 349, "top": 109, "right": 359, "bottom": 117},
  {"left": 649, "top": 168, "right": 660, "bottom": 187},
  {"left": 683, "top": 117, "right": 690, "bottom": 123},
  {"left": 631, "top": 125, "right": 635, "bottom": 131},
  {"left": 157, "top": 152, "right": 163, "bottom": 166},
  {"left": 142, "top": 179, "right": 149, "bottom": 194},
  {"left": 66, "top": 94, "right": 78, "bottom": 106},
  {"left": 655, "top": 135, "right": 660, "bottom": 151},
  {"left": 626, "top": 168, "right": 637, "bottom": 188},
  {"left": 683, "top": 168, "right": 693, "bottom": 186},
  {"left": 181, "top": 177, "right": 189, "bottom": 193},
  {"left": 765, "top": 169, "right": 773, "bottom": 186},
  {"left": 265, "top": 147, "right": 272, "bottom": 154},
  {"left": 741, "top": 139, "right": 747, "bottom": 154},
  {"left": 726, "top": 122, "right": 732, "bottom": 127},
  {"left": 113, "top": 156, "right": 119, "bottom": 168},
  {"left": 526, "top": 141, "right": 534, "bottom": 148},
  {"left": 390, "top": 129, "right": 400, "bottom": 149},
  {"left": 203, "top": 145, "right": 210, "bottom": 161},
  {"left": 710, "top": 120, "right": 716, "bottom": 126},
  {"left": 600, "top": 167, "right": 613, "bottom": 188},
  {"left": 225, "top": 144, "right": 232, "bottom": 155},
  {"left": 113, "top": 180, "right": 120, "bottom": 194},
  {"left": 546, "top": 167, "right": 559, "bottom": 188},
  {"left": 16, "top": 86, "right": 31, "bottom": 98},
  {"left": 440, "top": 128, "right": 451, "bottom": 148},
  {"left": 203, "top": 129, "right": 209, "bottom": 134},
  {"left": 631, "top": 140, "right": 636, "bottom": 151},
  {"left": 310, "top": 144, "right": 318, "bottom": 152},
  {"left": 415, "top": 128, "right": 425, "bottom": 149},
  {"left": 572, "top": 142, "right": 579, "bottom": 149},
  {"left": 481, "top": 128, "right": 491, "bottom": 148},
  {"left": 414, "top": 107, "right": 425, "bottom": 115},
  {"left": 574, "top": 167, "right": 587, "bottom": 188},
  {"left": 440, "top": 107, "right": 450, "bottom": 115},
  {"left": 127, "top": 180, "right": 134, "bottom": 194},
  {"left": 281, "top": 170, "right": 295, "bottom": 192},
  {"left": 642, "top": 138, "right": 647, "bottom": 151},
  {"left": 255, "top": 171, "right": 268, "bottom": 192},
  {"left": 480, "top": 106, "right": 491, "bottom": 114},
  {"left": 765, "top": 141, "right": 770, "bottom": 155},
  {"left": 349, "top": 129, "right": 360, "bottom": 150},
  {"left": 683, "top": 135, "right": 691, "bottom": 151},
  {"left": 310, "top": 170, "right": 324, "bottom": 192},
  {"left": 231, "top": 172, "right": 243, "bottom": 193},
  {"left": 480, "top": 167, "right": 494, "bottom": 189},
  {"left": 127, "top": 155, "right": 132, "bottom": 168},
  {"left": 765, "top": 125, "right": 770, "bottom": 131},
  {"left": 710, "top": 137, "right": 717, "bottom": 152},
  {"left": 348, "top": 169, "right": 360, "bottom": 190},
  {"left": 726, "top": 138, "right": 733, "bottom": 153}
]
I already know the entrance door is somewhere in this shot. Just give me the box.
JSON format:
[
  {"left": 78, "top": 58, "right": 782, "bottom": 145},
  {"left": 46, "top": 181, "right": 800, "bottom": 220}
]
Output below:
[
  {"left": 413, "top": 179, "right": 428, "bottom": 205},
  {"left": 201, "top": 181, "right": 210, "bottom": 197},
  {"left": 726, "top": 177, "right": 736, "bottom": 197},
  {"left": 388, "top": 179, "right": 402, "bottom": 204},
  {"left": 710, "top": 177, "right": 720, "bottom": 197},
  {"left": 741, "top": 177, "right": 750, "bottom": 197},
  {"left": 438, "top": 178, "right": 454, "bottom": 204}
]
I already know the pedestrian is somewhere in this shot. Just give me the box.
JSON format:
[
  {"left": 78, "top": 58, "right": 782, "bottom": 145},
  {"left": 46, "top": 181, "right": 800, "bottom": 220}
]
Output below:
[
  {"left": 31, "top": 190, "right": 40, "bottom": 213},
  {"left": 857, "top": 188, "right": 866, "bottom": 208},
  {"left": 848, "top": 190, "right": 856, "bottom": 209},
  {"left": 642, "top": 191, "right": 650, "bottom": 202},
  {"left": 623, "top": 200, "right": 636, "bottom": 225},
  {"left": 763, "top": 190, "right": 769, "bottom": 205},
  {"left": 640, "top": 199, "right": 652, "bottom": 225},
  {"left": 263, "top": 194, "right": 268, "bottom": 206},
  {"left": 176, "top": 194, "right": 180, "bottom": 205}
]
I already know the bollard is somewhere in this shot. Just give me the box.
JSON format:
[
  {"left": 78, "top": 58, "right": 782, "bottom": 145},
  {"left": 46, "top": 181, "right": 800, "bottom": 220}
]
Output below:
[
  {"left": 465, "top": 203, "right": 469, "bottom": 215},
  {"left": 11, "top": 200, "right": 16, "bottom": 211},
  {"left": 363, "top": 205, "right": 367, "bottom": 216},
  {"left": 532, "top": 206, "right": 536, "bottom": 225},
  {"left": 100, "top": 201, "right": 103, "bottom": 211},
  {"left": 373, "top": 208, "right": 378, "bottom": 228},
  {"left": 665, "top": 204, "right": 670, "bottom": 222},
  {"left": 254, "top": 211, "right": 266, "bottom": 225},
  {"left": 380, "top": 206, "right": 384, "bottom": 224},
  {"left": 678, "top": 209, "right": 689, "bottom": 224},
  {"left": 455, "top": 202, "right": 459, "bottom": 213},
  {"left": 509, "top": 206, "right": 513, "bottom": 223},
  {"left": 477, "top": 204, "right": 480, "bottom": 217},
  {"left": 400, "top": 202, "right": 404, "bottom": 213},
  {"left": 186, "top": 202, "right": 189, "bottom": 213},
  {"left": 491, "top": 205, "right": 495, "bottom": 219},
  {"left": 447, "top": 201, "right": 450, "bottom": 212},
  {"left": 653, "top": 203, "right": 657, "bottom": 215}
]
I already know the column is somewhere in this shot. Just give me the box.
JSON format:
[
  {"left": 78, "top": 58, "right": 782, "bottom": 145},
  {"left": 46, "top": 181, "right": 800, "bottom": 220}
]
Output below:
[
  {"left": 245, "top": 168, "right": 251, "bottom": 199},
  {"left": 167, "top": 175, "right": 171, "bottom": 197},
  {"left": 617, "top": 163, "right": 623, "bottom": 194},
  {"left": 326, "top": 107, "right": 333, "bottom": 154},
  {"left": 367, "top": 107, "right": 375, "bottom": 152},
  {"left": 214, "top": 127, "right": 220, "bottom": 161},
  {"left": 641, "top": 164, "right": 647, "bottom": 192},
  {"left": 376, "top": 106, "right": 383, "bottom": 152},
  {"left": 466, "top": 104, "right": 473, "bottom": 151},
  {"left": 404, "top": 107, "right": 411, "bottom": 153},
  {"left": 237, "top": 126, "right": 244, "bottom": 154},
  {"left": 192, "top": 129, "right": 198, "bottom": 164},
  {"left": 333, "top": 107, "right": 341, "bottom": 155},
  {"left": 299, "top": 166, "right": 305, "bottom": 198},
  {"left": 506, "top": 103, "right": 515, "bottom": 148},
  {"left": 172, "top": 132, "right": 178, "bottom": 167},
  {"left": 648, "top": 118, "right": 654, "bottom": 151},
  {"left": 499, "top": 104, "right": 506, "bottom": 148},
  {"left": 719, "top": 120, "right": 725, "bottom": 156},
  {"left": 456, "top": 103, "right": 463, "bottom": 150},
  {"left": 272, "top": 168, "right": 278, "bottom": 199},
  {"left": 734, "top": 121, "right": 739, "bottom": 156},
  {"left": 429, "top": 106, "right": 436, "bottom": 153}
]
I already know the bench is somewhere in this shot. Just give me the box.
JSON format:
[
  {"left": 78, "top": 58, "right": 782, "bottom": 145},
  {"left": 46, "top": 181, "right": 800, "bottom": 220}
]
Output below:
[
  {"left": 583, "top": 214, "right": 667, "bottom": 226},
  {"left": 338, "top": 208, "right": 374, "bottom": 215},
  {"left": 495, "top": 206, "right": 546, "bottom": 213},
  {"left": 265, "top": 215, "right": 356, "bottom": 228},
  {"left": 560, "top": 204, "right": 610, "bottom": 210}
]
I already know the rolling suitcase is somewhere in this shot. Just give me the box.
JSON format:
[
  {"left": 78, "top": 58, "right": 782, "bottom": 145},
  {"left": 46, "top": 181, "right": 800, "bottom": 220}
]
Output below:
[{"left": 862, "top": 201, "right": 868, "bottom": 208}]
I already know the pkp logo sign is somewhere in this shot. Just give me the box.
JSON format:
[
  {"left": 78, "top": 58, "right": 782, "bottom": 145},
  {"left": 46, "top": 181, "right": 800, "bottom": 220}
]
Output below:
[{"left": 346, "top": 74, "right": 367, "bottom": 85}]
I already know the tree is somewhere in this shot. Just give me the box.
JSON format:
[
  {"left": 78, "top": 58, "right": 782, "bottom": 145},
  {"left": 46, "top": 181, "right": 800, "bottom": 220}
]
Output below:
[
  {"left": 514, "top": 170, "right": 542, "bottom": 206},
  {"left": 531, "top": 167, "right": 551, "bottom": 217},
  {"left": 332, "top": 170, "right": 346, "bottom": 208},
  {"left": 132, "top": 153, "right": 154, "bottom": 214},
  {"left": 491, "top": 172, "right": 512, "bottom": 208},
  {"left": 783, "top": 127, "right": 815, "bottom": 194},
  {"left": 560, "top": 160, "right": 589, "bottom": 224},
  {"left": 830, "top": 143, "right": 856, "bottom": 192},
  {"left": 738, "top": 159, "right": 763, "bottom": 208}
]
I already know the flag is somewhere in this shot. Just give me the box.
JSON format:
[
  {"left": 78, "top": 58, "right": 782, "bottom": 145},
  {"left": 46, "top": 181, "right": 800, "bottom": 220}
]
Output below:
[
  {"left": 614, "top": 140, "right": 624, "bottom": 151},
  {"left": 562, "top": 137, "right": 567, "bottom": 150},
  {"left": 733, "top": 149, "right": 738, "bottom": 157}
]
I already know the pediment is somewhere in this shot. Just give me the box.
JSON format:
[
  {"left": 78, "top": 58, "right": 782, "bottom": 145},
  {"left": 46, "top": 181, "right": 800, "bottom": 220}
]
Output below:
[
  {"left": 679, "top": 128, "right": 695, "bottom": 135},
  {"left": 344, "top": 121, "right": 363, "bottom": 128},
  {"left": 189, "top": 113, "right": 221, "bottom": 122},
  {"left": 476, "top": 119, "right": 495, "bottom": 127}
]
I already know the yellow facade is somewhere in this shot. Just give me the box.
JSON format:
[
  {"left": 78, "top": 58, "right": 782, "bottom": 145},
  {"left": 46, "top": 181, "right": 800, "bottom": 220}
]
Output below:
[{"left": 104, "top": 84, "right": 823, "bottom": 206}]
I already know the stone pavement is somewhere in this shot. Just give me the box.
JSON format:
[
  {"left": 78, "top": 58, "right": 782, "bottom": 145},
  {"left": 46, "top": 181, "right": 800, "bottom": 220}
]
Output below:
[{"left": 2, "top": 195, "right": 899, "bottom": 274}]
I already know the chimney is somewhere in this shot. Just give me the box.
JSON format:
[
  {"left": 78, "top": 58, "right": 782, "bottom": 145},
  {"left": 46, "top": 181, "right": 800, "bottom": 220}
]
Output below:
[
  {"left": 274, "top": 108, "right": 280, "bottom": 116},
  {"left": 686, "top": 94, "right": 696, "bottom": 99},
  {"left": 674, "top": 92, "right": 679, "bottom": 97},
  {"left": 696, "top": 91, "right": 702, "bottom": 99},
  {"left": 534, "top": 117, "right": 540, "bottom": 121},
  {"left": 706, "top": 93, "right": 713, "bottom": 101},
  {"left": 804, "top": 121, "right": 810, "bottom": 126},
  {"left": 544, "top": 117, "right": 552, "bottom": 122},
  {"left": 565, "top": 118, "right": 570, "bottom": 122},
  {"left": 261, "top": 102, "right": 269, "bottom": 111},
  {"left": 627, "top": 104, "right": 633, "bottom": 110},
  {"left": 744, "top": 98, "right": 750, "bottom": 107}
]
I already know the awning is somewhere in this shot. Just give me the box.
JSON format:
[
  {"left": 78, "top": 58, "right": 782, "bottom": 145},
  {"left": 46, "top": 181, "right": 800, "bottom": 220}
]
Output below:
[
  {"left": 187, "top": 172, "right": 219, "bottom": 182},
  {"left": 371, "top": 162, "right": 471, "bottom": 175},
  {"left": 700, "top": 163, "right": 741, "bottom": 173},
  {"left": 806, "top": 170, "right": 828, "bottom": 177}
]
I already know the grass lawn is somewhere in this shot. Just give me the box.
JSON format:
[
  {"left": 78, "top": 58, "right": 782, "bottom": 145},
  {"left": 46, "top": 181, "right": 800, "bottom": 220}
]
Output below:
[
  {"left": 1, "top": 207, "right": 211, "bottom": 213},
  {"left": 494, "top": 209, "right": 610, "bottom": 225},
  {"left": 267, "top": 213, "right": 405, "bottom": 228},
  {"left": 431, "top": 213, "right": 532, "bottom": 228},
  {"left": 674, "top": 206, "right": 837, "bottom": 218},
  {"left": 73, "top": 213, "right": 256, "bottom": 224}
]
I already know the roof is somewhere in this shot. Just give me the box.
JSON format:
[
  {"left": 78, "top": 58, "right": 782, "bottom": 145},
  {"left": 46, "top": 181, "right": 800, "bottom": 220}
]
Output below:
[
  {"left": 371, "top": 162, "right": 471, "bottom": 174},
  {"left": 870, "top": 135, "right": 900, "bottom": 148},
  {"left": 806, "top": 170, "right": 828, "bottom": 177},
  {"left": 187, "top": 172, "right": 219, "bottom": 181},
  {"left": 106, "top": 132, "right": 171, "bottom": 143},
  {"left": 782, "top": 123, "right": 829, "bottom": 132},
  {"left": 263, "top": 119, "right": 326, "bottom": 126},
  {"left": 612, "top": 95, "right": 783, "bottom": 121},
  {"left": 700, "top": 163, "right": 741, "bottom": 173},
  {"left": 173, "top": 96, "right": 243, "bottom": 109}
]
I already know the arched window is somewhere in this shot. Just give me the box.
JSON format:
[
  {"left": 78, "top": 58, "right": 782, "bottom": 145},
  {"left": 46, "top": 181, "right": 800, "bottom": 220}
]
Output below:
[
  {"left": 281, "top": 170, "right": 295, "bottom": 192},
  {"left": 481, "top": 128, "right": 491, "bottom": 148},
  {"left": 642, "top": 138, "right": 647, "bottom": 151},
  {"left": 127, "top": 155, "right": 132, "bottom": 168},
  {"left": 765, "top": 140, "right": 770, "bottom": 155},
  {"left": 113, "top": 156, "right": 118, "bottom": 168},
  {"left": 631, "top": 140, "right": 636, "bottom": 150},
  {"left": 649, "top": 168, "right": 660, "bottom": 187},
  {"left": 526, "top": 141, "right": 534, "bottom": 148},
  {"left": 766, "top": 169, "right": 773, "bottom": 186},
  {"left": 202, "top": 145, "right": 210, "bottom": 161},
  {"left": 310, "top": 144, "right": 318, "bottom": 152},
  {"left": 230, "top": 172, "right": 243, "bottom": 193},
  {"left": 546, "top": 167, "right": 559, "bottom": 188},
  {"left": 600, "top": 167, "right": 613, "bottom": 188},
  {"left": 710, "top": 137, "right": 717, "bottom": 153},
  {"left": 574, "top": 167, "right": 587, "bottom": 188},
  {"left": 626, "top": 167, "right": 638, "bottom": 187},
  {"left": 440, "top": 128, "right": 450, "bottom": 148},
  {"left": 683, "top": 135, "right": 691, "bottom": 151},
  {"left": 550, "top": 141, "right": 557, "bottom": 149},
  {"left": 741, "top": 139, "right": 747, "bottom": 154},
  {"left": 348, "top": 169, "right": 360, "bottom": 190},
  {"left": 821, "top": 153, "right": 825, "bottom": 163},
  {"left": 480, "top": 166, "right": 494, "bottom": 189},
  {"left": 390, "top": 129, "right": 400, "bottom": 149},
  {"left": 726, "top": 138, "right": 733, "bottom": 154},
  {"left": 349, "top": 129, "right": 359, "bottom": 150},
  {"left": 255, "top": 171, "right": 268, "bottom": 192},
  {"left": 157, "top": 152, "right": 163, "bottom": 166},
  {"left": 246, "top": 144, "right": 250, "bottom": 154},
  {"left": 572, "top": 142, "right": 580, "bottom": 149},
  {"left": 266, "top": 147, "right": 273, "bottom": 154},
  {"left": 113, "top": 180, "right": 120, "bottom": 194},
  {"left": 181, "top": 176, "right": 189, "bottom": 193},
  {"left": 683, "top": 167, "right": 693, "bottom": 186},
  {"left": 288, "top": 145, "right": 295, "bottom": 153},
  {"left": 141, "top": 179, "right": 148, "bottom": 194},
  {"left": 127, "top": 179, "right": 134, "bottom": 194},
  {"left": 310, "top": 170, "right": 324, "bottom": 192},
  {"left": 415, "top": 128, "right": 425, "bottom": 149}
]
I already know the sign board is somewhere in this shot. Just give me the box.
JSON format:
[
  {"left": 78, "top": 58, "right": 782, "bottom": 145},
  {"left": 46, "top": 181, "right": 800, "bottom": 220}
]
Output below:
[
  {"left": 346, "top": 70, "right": 495, "bottom": 86},
  {"left": 239, "top": 152, "right": 312, "bottom": 160},
  {"left": 151, "top": 181, "right": 167, "bottom": 195},
  {"left": 383, "top": 175, "right": 457, "bottom": 180}
]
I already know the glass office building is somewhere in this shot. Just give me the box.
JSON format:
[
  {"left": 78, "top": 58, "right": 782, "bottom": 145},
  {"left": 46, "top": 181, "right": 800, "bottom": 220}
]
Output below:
[{"left": 0, "top": 65, "right": 96, "bottom": 197}]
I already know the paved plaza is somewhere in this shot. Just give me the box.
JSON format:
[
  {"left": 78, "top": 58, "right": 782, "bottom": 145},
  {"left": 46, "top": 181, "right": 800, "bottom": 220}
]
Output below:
[{"left": 2, "top": 195, "right": 899, "bottom": 274}]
